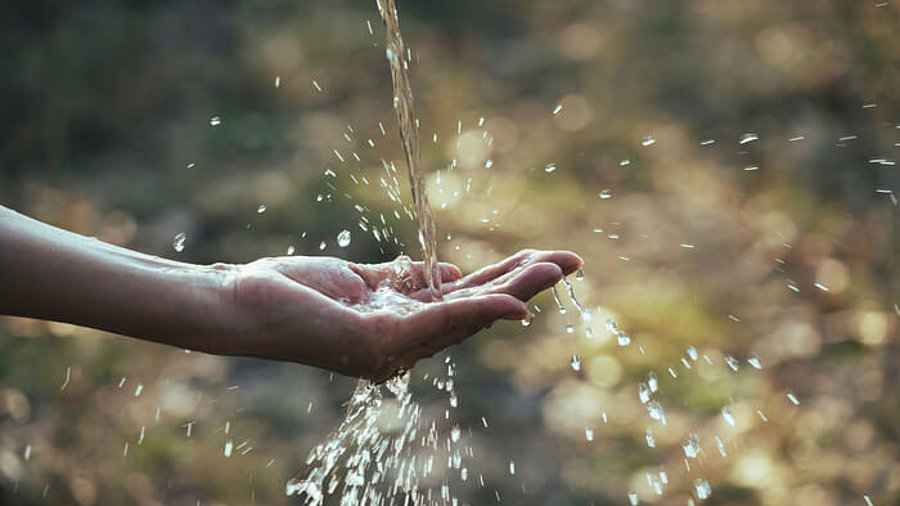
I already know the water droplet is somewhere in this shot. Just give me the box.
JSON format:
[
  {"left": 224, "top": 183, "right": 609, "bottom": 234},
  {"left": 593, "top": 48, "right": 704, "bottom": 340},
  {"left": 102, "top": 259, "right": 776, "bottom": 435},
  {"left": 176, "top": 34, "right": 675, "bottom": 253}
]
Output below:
[
  {"left": 628, "top": 491, "right": 639, "bottom": 505},
  {"left": 485, "top": 159, "right": 493, "bottom": 168},
  {"left": 617, "top": 333, "right": 632, "bottom": 347},
  {"left": 274, "top": 76, "right": 281, "bottom": 88},
  {"left": 286, "top": 245, "right": 295, "bottom": 255},
  {"left": 641, "top": 135, "right": 656, "bottom": 147},
  {"left": 647, "top": 401, "right": 666, "bottom": 425},
  {"left": 224, "top": 439, "right": 233, "bottom": 458},
  {"left": 508, "top": 460, "right": 516, "bottom": 475},
  {"left": 257, "top": 204, "right": 267, "bottom": 214},
  {"left": 786, "top": 393, "right": 799, "bottom": 405},
  {"left": 714, "top": 435, "right": 727, "bottom": 457},
  {"left": 721, "top": 407, "right": 736, "bottom": 427},
  {"left": 693, "top": 479, "right": 711, "bottom": 500},
  {"left": 747, "top": 355, "right": 762, "bottom": 369},
  {"left": 520, "top": 312, "right": 534, "bottom": 327},
  {"left": 686, "top": 346, "right": 699, "bottom": 361},
  {"left": 725, "top": 355, "right": 740, "bottom": 372},
  {"left": 739, "top": 133, "right": 758, "bottom": 144},
  {"left": 575, "top": 268, "right": 585, "bottom": 281},
  {"left": 544, "top": 163, "right": 557, "bottom": 173},
  {"left": 756, "top": 409, "right": 768, "bottom": 422},
  {"left": 450, "top": 425, "right": 461, "bottom": 443},
  {"left": 566, "top": 324, "right": 575, "bottom": 334},
  {"left": 598, "top": 189, "right": 612, "bottom": 199},
  {"left": 318, "top": 241, "right": 326, "bottom": 251},
  {"left": 570, "top": 355, "right": 581, "bottom": 372},
  {"left": 648, "top": 371, "right": 659, "bottom": 393},
  {"left": 552, "top": 104, "right": 563, "bottom": 116},
  {"left": 645, "top": 428, "right": 656, "bottom": 448},
  {"left": 606, "top": 319, "right": 619, "bottom": 334},
  {"left": 173, "top": 233, "right": 186, "bottom": 252},
  {"left": 638, "top": 382, "right": 652, "bottom": 404},
  {"left": 209, "top": 116, "right": 222, "bottom": 126},
  {"left": 585, "top": 427, "right": 594, "bottom": 441},
  {"left": 864, "top": 495, "right": 875, "bottom": 506},
  {"left": 337, "top": 229, "right": 351, "bottom": 247},
  {"left": 550, "top": 285, "right": 567, "bottom": 314},
  {"left": 619, "top": 159, "right": 631, "bottom": 166},
  {"left": 683, "top": 433, "right": 701, "bottom": 458}
]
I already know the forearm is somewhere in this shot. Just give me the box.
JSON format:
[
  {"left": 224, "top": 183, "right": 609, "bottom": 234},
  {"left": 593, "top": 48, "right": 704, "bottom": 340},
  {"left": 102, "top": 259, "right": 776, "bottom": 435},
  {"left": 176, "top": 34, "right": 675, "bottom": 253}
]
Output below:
[{"left": 0, "top": 206, "right": 241, "bottom": 353}]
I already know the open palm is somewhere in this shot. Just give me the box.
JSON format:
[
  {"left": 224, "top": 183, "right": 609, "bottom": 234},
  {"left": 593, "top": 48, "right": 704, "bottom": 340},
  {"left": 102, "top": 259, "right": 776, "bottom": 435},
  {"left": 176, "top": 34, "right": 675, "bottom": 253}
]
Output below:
[{"left": 230, "top": 249, "right": 582, "bottom": 381}]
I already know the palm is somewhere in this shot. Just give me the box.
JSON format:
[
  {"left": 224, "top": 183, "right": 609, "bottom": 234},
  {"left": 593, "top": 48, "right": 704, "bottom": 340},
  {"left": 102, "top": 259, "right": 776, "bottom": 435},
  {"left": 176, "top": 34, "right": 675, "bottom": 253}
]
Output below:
[{"left": 233, "top": 250, "right": 581, "bottom": 381}]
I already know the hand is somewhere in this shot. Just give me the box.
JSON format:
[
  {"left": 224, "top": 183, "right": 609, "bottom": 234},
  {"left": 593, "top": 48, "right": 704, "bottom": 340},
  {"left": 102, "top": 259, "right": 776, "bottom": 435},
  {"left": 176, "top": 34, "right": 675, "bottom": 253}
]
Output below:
[{"left": 227, "top": 249, "right": 582, "bottom": 381}]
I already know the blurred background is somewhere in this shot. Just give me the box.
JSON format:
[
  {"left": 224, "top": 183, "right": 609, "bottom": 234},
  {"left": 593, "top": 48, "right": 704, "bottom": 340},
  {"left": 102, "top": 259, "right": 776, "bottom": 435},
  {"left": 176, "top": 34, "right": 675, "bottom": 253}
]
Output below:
[{"left": 1, "top": 0, "right": 898, "bottom": 504}]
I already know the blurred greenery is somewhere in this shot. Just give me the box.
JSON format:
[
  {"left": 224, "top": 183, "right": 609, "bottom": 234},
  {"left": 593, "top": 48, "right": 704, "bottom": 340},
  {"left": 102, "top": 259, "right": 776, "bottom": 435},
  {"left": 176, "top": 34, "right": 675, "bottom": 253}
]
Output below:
[{"left": 1, "top": 0, "right": 898, "bottom": 505}]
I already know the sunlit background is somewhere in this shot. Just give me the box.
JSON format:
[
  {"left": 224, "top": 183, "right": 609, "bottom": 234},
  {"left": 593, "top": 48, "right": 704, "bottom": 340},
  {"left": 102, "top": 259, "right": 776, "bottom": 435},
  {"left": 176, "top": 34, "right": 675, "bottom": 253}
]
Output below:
[{"left": 1, "top": 0, "right": 898, "bottom": 504}]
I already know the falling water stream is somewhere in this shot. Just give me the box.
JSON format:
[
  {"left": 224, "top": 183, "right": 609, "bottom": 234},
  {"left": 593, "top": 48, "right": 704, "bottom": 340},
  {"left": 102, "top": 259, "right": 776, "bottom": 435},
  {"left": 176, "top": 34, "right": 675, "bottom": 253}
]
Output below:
[
  {"left": 376, "top": 0, "right": 441, "bottom": 302},
  {"left": 286, "top": 2, "right": 458, "bottom": 504}
]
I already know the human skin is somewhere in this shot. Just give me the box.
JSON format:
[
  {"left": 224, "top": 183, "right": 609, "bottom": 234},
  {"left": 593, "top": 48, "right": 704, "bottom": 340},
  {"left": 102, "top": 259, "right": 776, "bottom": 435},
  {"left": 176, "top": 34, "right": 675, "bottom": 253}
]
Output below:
[{"left": 0, "top": 205, "right": 582, "bottom": 381}]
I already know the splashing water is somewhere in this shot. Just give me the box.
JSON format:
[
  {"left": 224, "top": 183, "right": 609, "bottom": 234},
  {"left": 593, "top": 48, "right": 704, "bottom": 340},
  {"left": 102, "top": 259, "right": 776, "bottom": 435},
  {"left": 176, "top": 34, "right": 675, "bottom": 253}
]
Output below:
[{"left": 287, "top": 370, "right": 467, "bottom": 505}]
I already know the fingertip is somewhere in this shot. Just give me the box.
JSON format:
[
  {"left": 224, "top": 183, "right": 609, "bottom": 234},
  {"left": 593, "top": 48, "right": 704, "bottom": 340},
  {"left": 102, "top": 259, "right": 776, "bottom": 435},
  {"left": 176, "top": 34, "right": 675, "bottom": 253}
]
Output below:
[
  {"left": 507, "top": 262, "right": 564, "bottom": 300},
  {"left": 440, "top": 262, "right": 463, "bottom": 282},
  {"left": 551, "top": 250, "right": 583, "bottom": 276},
  {"left": 501, "top": 298, "right": 530, "bottom": 321}
]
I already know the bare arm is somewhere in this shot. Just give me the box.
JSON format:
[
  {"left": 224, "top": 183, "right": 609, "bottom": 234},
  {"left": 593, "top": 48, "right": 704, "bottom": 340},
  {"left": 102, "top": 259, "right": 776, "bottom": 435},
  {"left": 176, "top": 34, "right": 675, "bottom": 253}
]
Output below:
[
  {"left": 0, "top": 205, "right": 582, "bottom": 381},
  {"left": 0, "top": 205, "right": 237, "bottom": 353}
]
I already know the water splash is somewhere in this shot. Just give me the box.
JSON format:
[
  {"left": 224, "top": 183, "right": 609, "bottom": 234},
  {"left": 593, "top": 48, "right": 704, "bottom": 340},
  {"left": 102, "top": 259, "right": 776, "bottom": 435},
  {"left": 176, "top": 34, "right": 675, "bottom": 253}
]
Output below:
[{"left": 287, "top": 371, "right": 467, "bottom": 505}]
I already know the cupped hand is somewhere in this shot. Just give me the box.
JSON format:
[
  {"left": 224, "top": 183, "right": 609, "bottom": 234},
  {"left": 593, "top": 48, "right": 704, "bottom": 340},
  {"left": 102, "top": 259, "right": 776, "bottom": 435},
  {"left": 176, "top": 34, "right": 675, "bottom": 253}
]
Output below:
[{"left": 227, "top": 249, "right": 582, "bottom": 382}]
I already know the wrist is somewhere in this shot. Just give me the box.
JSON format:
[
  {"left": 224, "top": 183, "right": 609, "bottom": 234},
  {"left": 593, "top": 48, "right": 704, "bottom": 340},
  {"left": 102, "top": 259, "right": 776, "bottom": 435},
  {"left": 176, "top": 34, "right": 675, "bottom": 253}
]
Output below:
[{"left": 186, "top": 262, "right": 252, "bottom": 356}]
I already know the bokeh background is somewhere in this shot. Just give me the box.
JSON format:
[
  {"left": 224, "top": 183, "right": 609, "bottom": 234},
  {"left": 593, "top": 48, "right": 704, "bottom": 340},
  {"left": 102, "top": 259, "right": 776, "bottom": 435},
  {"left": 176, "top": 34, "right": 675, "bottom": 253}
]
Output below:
[{"left": 1, "top": 0, "right": 898, "bottom": 504}]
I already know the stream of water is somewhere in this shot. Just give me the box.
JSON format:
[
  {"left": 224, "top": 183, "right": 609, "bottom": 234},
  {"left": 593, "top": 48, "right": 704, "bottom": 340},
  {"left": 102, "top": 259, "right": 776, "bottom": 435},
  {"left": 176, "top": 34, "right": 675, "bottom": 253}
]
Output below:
[
  {"left": 286, "top": 2, "right": 458, "bottom": 504},
  {"left": 376, "top": 0, "right": 441, "bottom": 302}
]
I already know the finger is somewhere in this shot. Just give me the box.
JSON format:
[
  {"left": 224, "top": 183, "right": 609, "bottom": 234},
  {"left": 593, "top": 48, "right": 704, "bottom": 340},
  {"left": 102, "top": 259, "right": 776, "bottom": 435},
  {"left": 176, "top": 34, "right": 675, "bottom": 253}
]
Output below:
[
  {"left": 444, "top": 249, "right": 537, "bottom": 291},
  {"left": 545, "top": 250, "right": 583, "bottom": 276},
  {"left": 447, "top": 250, "right": 583, "bottom": 292},
  {"left": 483, "top": 261, "right": 565, "bottom": 301}
]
